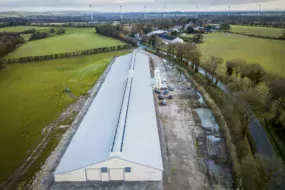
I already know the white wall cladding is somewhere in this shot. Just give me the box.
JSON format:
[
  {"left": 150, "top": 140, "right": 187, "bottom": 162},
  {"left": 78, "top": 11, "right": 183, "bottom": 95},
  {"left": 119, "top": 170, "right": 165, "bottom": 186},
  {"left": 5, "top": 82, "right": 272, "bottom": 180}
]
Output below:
[
  {"left": 54, "top": 51, "right": 163, "bottom": 183},
  {"left": 54, "top": 158, "right": 162, "bottom": 182}
]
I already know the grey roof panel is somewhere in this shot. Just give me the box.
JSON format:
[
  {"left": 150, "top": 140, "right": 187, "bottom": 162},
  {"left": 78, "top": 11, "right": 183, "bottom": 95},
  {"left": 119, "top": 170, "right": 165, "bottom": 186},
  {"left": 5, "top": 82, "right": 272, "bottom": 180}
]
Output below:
[
  {"left": 122, "top": 53, "right": 163, "bottom": 170},
  {"left": 54, "top": 51, "right": 163, "bottom": 175},
  {"left": 54, "top": 54, "right": 131, "bottom": 174}
]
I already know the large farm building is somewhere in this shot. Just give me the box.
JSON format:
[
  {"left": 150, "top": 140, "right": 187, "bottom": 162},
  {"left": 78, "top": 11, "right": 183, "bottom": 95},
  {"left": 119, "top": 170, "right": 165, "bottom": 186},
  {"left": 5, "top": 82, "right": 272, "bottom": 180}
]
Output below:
[{"left": 54, "top": 51, "right": 163, "bottom": 182}]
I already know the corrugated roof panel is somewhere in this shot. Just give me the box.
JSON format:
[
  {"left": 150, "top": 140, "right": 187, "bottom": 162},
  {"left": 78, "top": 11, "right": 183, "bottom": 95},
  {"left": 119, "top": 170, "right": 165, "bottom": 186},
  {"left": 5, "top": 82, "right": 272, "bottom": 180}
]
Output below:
[
  {"left": 122, "top": 53, "right": 163, "bottom": 171},
  {"left": 54, "top": 54, "right": 131, "bottom": 174},
  {"left": 54, "top": 51, "right": 163, "bottom": 175}
]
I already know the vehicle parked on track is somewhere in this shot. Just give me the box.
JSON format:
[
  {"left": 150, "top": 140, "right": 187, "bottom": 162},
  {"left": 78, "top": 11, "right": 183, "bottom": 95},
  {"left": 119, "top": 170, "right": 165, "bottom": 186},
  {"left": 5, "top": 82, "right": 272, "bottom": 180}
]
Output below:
[
  {"left": 158, "top": 94, "right": 165, "bottom": 99},
  {"left": 161, "top": 100, "right": 167, "bottom": 106},
  {"left": 154, "top": 89, "right": 161, "bottom": 94},
  {"left": 163, "top": 90, "right": 169, "bottom": 95},
  {"left": 168, "top": 95, "right": 173, "bottom": 99}
]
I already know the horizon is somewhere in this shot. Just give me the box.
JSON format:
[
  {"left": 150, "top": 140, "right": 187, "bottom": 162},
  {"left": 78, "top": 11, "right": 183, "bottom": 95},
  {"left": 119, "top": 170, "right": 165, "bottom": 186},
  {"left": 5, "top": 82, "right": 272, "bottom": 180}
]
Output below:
[
  {"left": 0, "top": 0, "right": 284, "bottom": 12},
  {"left": 1, "top": 9, "right": 285, "bottom": 13}
]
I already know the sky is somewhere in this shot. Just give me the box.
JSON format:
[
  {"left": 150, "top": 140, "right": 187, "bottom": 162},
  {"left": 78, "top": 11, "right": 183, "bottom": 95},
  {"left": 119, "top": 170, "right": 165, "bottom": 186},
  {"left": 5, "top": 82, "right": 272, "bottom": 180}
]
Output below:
[{"left": 0, "top": 0, "right": 284, "bottom": 12}]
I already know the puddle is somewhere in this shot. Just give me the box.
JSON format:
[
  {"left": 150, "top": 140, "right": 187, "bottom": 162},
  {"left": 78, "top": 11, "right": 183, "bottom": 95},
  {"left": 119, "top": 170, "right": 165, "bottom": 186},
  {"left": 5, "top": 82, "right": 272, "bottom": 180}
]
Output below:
[
  {"left": 196, "top": 92, "right": 204, "bottom": 104},
  {"left": 195, "top": 108, "right": 219, "bottom": 130},
  {"left": 154, "top": 52, "right": 233, "bottom": 189},
  {"left": 189, "top": 61, "right": 228, "bottom": 93}
]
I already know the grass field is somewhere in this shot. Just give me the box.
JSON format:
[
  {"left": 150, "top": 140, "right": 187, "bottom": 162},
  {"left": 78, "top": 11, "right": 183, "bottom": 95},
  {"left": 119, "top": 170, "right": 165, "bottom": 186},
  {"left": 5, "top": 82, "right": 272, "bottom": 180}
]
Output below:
[
  {"left": 5, "top": 28, "right": 125, "bottom": 58},
  {"left": 0, "top": 26, "right": 51, "bottom": 33},
  {"left": 0, "top": 50, "right": 131, "bottom": 183},
  {"left": 231, "top": 25, "right": 285, "bottom": 38},
  {"left": 198, "top": 33, "right": 285, "bottom": 77}
]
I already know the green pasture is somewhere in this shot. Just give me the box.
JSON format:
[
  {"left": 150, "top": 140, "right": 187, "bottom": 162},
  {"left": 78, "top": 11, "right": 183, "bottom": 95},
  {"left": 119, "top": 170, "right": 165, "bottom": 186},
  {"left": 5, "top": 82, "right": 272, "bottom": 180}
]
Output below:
[
  {"left": 5, "top": 28, "right": 125, "bottom": 58},
  {"left": 231, "top": 25, "right": 285, "bottom": 38},
  {"left": 0, "top": 50, "right": 131, "bottom": 183},
  {"left": 198, "top": 33, "right": 285, "bottom": 77},
  {"left": 0, "top": 26, "right": 51, "bottom": 33}
]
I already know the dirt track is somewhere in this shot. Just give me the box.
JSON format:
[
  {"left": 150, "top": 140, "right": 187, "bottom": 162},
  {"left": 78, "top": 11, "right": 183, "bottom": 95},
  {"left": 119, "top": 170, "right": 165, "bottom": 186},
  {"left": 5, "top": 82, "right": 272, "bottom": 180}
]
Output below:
[{"left": 146, "top": 52, "right": 210, "bottom": 190}]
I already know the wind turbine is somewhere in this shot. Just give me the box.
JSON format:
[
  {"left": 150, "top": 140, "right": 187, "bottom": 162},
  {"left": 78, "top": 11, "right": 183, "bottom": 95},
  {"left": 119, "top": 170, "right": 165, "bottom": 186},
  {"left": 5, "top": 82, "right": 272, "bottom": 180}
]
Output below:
[
  {"left": 163, "top": 5, "right": 166, "bottom": 19},
  {"left": 144, "top": 5, "right": 147, "bottom": 20},
  {"left": 196, "top": 4, "right": 199, "bottom": 18},
  {"left": 228, "top": 5, "right": 231, "bottom": 16},
  {"left": 257, "top": 4, "right": 261, "bottom": 16},
  {"left": 120, "top": 5, "right": 123, "bottom": 20},
  {"left": 90, "top": 5, "right": 93, "bottom": 21}
]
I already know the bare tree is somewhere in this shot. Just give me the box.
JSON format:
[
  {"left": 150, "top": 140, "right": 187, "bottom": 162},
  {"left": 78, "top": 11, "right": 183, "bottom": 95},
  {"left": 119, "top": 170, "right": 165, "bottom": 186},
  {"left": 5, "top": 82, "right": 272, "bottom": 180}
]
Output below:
[
  {"left": 226, "top": 61, "right": 234, "bottom": 77},
  {"left": 191, "top": 51, "right": 202, "bottom": 73},
  {"left": 240, "top": 63, "right": 265, "bottom": 87},
  {"left": 154, "top": 36, "right": 163, "bottom": 53},
  {"left": 232, "top": 91, "right": 265, "bottom": 139},
  {"left": 175, "top": 43, "right": 185, "bottom": 61},
  {"left": 267, "top": 78, "right": 285, "bottom": 122}
]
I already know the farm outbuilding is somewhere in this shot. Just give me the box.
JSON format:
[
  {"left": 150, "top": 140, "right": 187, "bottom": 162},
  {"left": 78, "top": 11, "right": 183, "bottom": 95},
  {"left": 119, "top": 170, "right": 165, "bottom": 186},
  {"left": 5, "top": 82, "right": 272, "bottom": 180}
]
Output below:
[{"left": 54, "top": 50, "right": 163, "bottom": 182}]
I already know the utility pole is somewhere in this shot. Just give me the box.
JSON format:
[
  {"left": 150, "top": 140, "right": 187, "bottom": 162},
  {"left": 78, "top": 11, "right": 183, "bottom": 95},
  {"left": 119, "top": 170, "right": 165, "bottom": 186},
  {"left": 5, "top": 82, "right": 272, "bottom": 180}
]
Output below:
[{"left": 228, "top": 5, "right": 231, "bottom": 17}]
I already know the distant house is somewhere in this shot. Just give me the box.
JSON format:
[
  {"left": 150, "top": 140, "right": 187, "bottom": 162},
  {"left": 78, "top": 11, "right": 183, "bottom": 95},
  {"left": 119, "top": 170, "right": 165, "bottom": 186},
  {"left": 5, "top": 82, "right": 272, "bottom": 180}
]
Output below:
[
  {"left": 134, "top": 33, "right": 140, "bottom": 39},
  {"left": 170, "top": 26, "right": 182, "bottom": 32},
  {"left": 184, "top": 22, "right": 195, "bottom": 30},
  {"left": 146, "top": 30, "right": 168, "bottom": 37},
  {"left": 157, "top": 34, "right": 184, "bottom": 44},
  {"left": 194, "top": 27, "right": 205, "bottom": 33},
  {"left": 112, "top": 21, "right": 120, "bottom": 26},
  {"left": 215, "top": 25, "right": 221, "bottom": 29}
]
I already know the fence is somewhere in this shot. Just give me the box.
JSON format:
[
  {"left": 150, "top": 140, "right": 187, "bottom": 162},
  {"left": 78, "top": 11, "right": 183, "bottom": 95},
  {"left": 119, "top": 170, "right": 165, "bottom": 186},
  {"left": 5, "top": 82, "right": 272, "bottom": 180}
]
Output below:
[{"left": 0, "top": 44, "right": 132, "bottom": 64}]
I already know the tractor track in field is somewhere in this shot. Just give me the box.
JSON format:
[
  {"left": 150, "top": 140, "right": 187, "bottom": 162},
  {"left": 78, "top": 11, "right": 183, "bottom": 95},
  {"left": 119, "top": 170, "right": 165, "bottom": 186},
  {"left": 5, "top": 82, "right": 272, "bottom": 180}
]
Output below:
[{"left": 0, "top": 57, "right": 116, "bottom": 190}]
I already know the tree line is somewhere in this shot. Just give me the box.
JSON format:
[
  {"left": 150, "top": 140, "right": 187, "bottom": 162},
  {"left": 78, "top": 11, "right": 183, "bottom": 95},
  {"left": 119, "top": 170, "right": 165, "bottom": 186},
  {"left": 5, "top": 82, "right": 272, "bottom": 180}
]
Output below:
[
  {"left": 226, "top": 30, "right": 285, "bottom": 40},
  {"left": 209, "top": 15, "right": 285, "bottom": 29},
  {"left": 0, "top": 44, "right": 131, "bottom": 66},
  {"left": 147, "top": 43, "right": 285, "bottom": 189},
  {"left": 29, "top": 28, "right": 66, "bottom": 41},
  {"left": 0, "top": 33, "right": 25, "bottom": 68},
  {"left": 95, "top": 24, "right": 138, "bottom": 46}
]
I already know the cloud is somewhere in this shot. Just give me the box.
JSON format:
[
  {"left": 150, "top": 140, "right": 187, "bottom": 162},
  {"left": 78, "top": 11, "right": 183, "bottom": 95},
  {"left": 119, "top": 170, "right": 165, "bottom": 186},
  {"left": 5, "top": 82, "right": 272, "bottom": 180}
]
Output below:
[
  {"left": 153, "top": 0, "right": 272, "bottom": 5},
  {"left": 0, "top": 0, "right": 283, "bottom": 11},
  {"left": 0, "top": 0, "right": 274, "bottom": 7}
]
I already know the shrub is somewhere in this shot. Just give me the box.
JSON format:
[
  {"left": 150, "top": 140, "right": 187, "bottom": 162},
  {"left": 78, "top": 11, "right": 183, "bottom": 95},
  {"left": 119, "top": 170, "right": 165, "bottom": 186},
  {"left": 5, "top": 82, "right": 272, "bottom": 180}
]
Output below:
[
  {"left": 49, "top": 28, "right": 56, "bottom": 34},
  {"left": 170, "top": 30, "right": 178, "bottom": 36},
  {"left": 192, "top": 33, "right": 203, "bottom": 43},
  {"left": 56, "top": 28, "right": 65, "bottom": 35},
  {"left": 29, "top": 32, "right": 48, "bottom": 41},
  {"left": 187, "top": 26, "right": 194, "bottom": 34}
]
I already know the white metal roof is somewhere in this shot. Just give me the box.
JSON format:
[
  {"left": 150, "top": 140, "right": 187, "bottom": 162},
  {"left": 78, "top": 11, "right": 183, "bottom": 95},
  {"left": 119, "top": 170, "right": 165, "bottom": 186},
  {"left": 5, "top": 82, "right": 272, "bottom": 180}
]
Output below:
[
  {"left": 54, "top": 51, "right": 163, "bottom": 175},
  {"left": 146, "top": 30, "right": 168, "bottom": 37}
]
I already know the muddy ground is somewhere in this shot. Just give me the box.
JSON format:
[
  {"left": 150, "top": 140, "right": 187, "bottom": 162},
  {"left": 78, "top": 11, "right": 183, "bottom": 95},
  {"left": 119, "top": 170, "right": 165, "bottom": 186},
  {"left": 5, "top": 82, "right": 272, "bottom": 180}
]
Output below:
[
  {"left": 31, "top": 50, "right": 231, "bottom": 190},
  {"left": 147, "top": 52, "right": 211, "bottom": 190}
]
